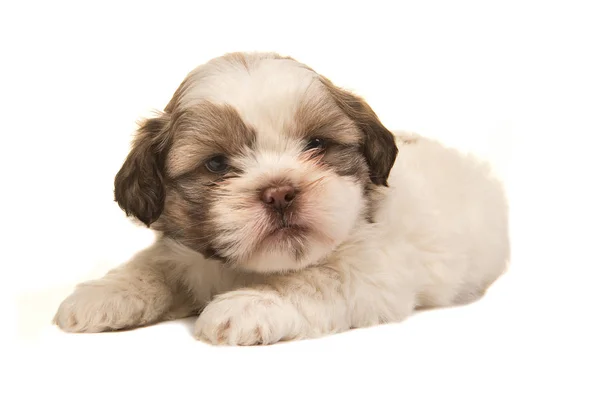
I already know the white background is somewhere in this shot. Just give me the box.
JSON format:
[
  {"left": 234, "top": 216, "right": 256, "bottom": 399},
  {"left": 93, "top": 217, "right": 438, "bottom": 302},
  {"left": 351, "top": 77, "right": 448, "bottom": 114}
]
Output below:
[{"left": 2, "top": 1, "right": 599, "bottom": 399}]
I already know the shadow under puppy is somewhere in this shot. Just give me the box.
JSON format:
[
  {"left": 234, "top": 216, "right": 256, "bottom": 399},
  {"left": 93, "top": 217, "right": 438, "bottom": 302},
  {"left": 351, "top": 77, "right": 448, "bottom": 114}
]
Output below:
[{"left": 54, "top": 52, "right": 510, "bottom": 345}]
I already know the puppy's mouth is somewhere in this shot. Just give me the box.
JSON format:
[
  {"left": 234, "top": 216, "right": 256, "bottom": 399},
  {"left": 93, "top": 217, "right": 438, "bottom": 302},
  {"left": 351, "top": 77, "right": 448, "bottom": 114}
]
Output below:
[
  {"left": 264, "top": 223, "right": 310, "bottom": 241},
  {"left": 261, "top": 206, "right": 309, "bottom": 237}
]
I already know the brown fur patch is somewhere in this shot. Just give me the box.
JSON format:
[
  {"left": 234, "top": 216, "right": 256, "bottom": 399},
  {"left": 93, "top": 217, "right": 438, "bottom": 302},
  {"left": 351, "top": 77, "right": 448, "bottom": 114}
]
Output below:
[
  {"left": 114, "top": 114, "right": 173, "bottom": 226},
  {"left": 151, "top": 103, "right": 255, "bottom": 259},
  {"left": 154, "top": 178, "right": 222, "bottom": 259},
  {"left": 166, "top": 101, "right": 255, "bottom": 179},
  {"left": 291, "top": 92, "right": 369, "bottom": 183},
  {"left": 318, "top": 76, "right": 398, "bottom": 186},
  {"left": 292, "top": 93, "right": 361, "bottom": 145},
  {"left": 322, "top": 144, "right": 370, "bottom": 181}
]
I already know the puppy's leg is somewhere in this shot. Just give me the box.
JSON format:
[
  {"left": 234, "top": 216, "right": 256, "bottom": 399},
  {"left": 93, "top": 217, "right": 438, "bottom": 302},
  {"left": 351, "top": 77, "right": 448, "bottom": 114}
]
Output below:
[
  {"left": 54, "top": 238, "right": 198, "bottom": 333},
  {"left": 194, "top": 265, "right": 415, "bottom": 345}
]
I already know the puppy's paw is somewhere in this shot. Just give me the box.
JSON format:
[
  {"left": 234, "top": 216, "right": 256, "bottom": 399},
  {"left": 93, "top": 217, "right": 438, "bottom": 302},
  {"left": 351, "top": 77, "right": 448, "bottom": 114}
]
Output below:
[
  {"left": 194, "top": 289, "right": 301, "bottom": 346},
  {"left": 53, "top": 283, "right": 149, "bottom": 333}
]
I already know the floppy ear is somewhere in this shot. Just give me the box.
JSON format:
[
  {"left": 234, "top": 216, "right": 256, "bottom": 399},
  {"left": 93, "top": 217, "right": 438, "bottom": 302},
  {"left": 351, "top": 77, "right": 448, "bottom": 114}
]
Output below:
[
  {"left": 114, "top": 114, "right": 172, "bottom": 227},
  {"left": 319, "top": 76, "right": 398, "bottom": 186}
]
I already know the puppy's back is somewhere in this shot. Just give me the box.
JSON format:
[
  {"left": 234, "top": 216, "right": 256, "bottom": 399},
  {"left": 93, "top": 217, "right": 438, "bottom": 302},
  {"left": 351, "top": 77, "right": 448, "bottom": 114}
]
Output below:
[{"left": 381, "top": 133, "right": 510, "bottom": 307}]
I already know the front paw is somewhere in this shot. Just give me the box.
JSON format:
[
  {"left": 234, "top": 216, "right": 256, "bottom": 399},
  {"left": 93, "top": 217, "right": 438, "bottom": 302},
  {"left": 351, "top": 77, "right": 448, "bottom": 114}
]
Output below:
[
  {"left": 53, "top": 283, "right": 149, "bottom": 333},
  {"left": 194, "top": 289, "right": 302, "bottom": 346}
]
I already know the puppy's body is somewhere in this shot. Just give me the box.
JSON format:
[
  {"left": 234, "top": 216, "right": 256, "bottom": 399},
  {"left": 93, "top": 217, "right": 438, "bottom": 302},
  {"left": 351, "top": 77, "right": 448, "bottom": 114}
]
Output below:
[{"left": 54, "top": 53, "right": 509, "bottom": 345}]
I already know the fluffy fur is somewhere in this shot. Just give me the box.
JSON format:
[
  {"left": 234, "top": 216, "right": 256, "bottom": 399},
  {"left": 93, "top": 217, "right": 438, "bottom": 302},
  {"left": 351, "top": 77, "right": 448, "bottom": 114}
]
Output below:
[{"left": 54, "top": 52, "right": 510, "bottom": 345}]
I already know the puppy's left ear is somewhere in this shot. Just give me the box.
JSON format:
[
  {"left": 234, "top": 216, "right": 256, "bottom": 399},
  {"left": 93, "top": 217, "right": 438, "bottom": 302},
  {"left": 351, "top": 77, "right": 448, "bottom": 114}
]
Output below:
[{"left": 319, "top": 76, "right": 398, "bottom": 186}]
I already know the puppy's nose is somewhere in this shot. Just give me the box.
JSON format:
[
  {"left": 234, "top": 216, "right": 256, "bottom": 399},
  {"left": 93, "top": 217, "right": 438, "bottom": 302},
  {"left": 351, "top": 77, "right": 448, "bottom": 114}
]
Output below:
[{"left": 261, "top": 185, "right": 296, "bottom": 209}]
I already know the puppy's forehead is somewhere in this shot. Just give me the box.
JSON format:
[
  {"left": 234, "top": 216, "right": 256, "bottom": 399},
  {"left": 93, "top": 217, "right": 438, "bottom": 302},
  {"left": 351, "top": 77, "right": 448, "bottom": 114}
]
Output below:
[{"left": 178, "top": 55, "right": 320, "bottom": 149}]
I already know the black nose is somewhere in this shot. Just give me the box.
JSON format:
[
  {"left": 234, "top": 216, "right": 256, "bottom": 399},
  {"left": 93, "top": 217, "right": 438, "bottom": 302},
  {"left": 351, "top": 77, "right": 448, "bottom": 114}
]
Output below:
[{"left": 261, "top": 185, "right": 296, "bottom": 210}]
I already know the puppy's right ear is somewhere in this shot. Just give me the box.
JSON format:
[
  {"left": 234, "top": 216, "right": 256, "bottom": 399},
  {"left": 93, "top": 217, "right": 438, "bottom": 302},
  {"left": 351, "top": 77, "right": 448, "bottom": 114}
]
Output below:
[{"left": 114, "top": 114, "right": 172, "bottom": 227}]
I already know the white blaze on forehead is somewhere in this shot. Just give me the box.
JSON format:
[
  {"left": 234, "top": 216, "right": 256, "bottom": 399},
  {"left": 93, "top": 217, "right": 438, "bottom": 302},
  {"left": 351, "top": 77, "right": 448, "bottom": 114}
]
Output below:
[
  {"left": 179, "top": 57, "right": 319, "bottom": 152},
  {"left": 232, "top": 149, "right": 313, "bottom": 185}
]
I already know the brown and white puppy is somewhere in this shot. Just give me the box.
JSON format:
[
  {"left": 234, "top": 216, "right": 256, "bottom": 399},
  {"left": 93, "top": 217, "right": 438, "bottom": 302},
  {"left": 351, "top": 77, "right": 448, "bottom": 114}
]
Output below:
[{"left": 54, "top": 52, "right": 510, "bottom": 345}]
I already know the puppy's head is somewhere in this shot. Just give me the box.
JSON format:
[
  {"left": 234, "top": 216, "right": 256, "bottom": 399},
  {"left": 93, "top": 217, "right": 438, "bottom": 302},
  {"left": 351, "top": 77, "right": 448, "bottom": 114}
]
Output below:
[{"left": 115, "top": 52, "right": 397, "bottom": 273}]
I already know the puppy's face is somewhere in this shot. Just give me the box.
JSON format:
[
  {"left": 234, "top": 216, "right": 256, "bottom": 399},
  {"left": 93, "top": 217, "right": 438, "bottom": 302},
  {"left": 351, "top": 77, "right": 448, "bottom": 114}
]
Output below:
[{"left": 114, "top": 53, "right": 397, "bottom": 273}]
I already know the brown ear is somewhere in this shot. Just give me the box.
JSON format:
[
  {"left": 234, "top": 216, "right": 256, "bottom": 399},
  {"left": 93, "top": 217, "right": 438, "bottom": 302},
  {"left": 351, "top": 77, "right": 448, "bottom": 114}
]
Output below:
[
  {"left": 319, "top": 76, "right": 398, "bottom": 186},
  {"left": 114, "top": 114, "right": 172, "bottom": 226}
]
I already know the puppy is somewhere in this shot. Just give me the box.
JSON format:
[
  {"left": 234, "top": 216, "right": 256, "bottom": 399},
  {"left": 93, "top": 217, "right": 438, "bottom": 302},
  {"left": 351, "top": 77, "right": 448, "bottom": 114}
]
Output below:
[{"left": 54, "top": 52, "right": 510, "bottom": 345}]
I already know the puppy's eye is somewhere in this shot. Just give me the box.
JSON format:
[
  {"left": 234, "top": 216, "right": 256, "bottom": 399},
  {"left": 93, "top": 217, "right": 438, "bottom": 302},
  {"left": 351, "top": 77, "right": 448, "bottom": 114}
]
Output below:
[
  {"left": 205, "top": 155, "right": 229, "bottom": 173},
  {"left": 304, "top": 138, "right": 325, "bottom": 152}
]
